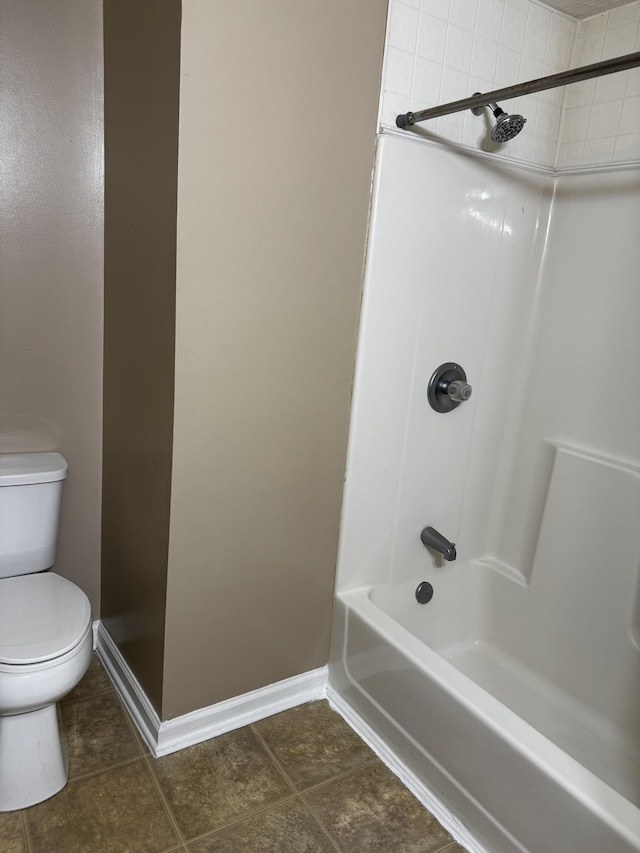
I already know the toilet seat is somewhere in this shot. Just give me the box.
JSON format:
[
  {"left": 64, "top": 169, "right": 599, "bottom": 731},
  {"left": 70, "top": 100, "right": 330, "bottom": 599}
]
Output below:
[{"left": 0, "top": 573, "right": 91, "bottom": 666}]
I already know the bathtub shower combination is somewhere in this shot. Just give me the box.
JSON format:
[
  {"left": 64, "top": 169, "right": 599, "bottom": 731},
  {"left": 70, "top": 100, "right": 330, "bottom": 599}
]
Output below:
[{"left": 328, "top": 133, "right": 640, "bottom": 853}]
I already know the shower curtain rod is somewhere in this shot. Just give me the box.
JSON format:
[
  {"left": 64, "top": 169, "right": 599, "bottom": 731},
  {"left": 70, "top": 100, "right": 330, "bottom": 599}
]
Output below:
[{"left": 396, "top": 51, "right": 640, "bottom": 128}]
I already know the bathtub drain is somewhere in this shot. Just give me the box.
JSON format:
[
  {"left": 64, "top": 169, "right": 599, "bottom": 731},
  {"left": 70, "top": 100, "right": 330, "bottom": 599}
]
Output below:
[{"left": 415, "top": 581, "right": 434, "bottom": 604}]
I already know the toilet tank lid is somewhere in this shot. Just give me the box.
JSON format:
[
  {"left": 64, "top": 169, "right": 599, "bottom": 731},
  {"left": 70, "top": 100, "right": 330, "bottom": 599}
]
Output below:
[{"left": 0, "top": 452, "right": 68, "bottom": 486}]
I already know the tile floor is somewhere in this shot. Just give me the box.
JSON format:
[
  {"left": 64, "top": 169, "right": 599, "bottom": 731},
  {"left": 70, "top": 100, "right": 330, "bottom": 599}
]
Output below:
[{"left": 1, "top": 656, "right": 466, "bottom": 852}]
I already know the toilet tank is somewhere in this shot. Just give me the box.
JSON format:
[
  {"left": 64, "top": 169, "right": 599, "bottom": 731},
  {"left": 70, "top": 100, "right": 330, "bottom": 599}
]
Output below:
[{"left": 0, "top": 453, "right": 68, "bottom": 579}]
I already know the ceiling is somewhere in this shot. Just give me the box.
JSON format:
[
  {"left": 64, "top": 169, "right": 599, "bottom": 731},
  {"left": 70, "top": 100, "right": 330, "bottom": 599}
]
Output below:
[{"left": 546, "top": 0, "right": 634, "bottom": 19}]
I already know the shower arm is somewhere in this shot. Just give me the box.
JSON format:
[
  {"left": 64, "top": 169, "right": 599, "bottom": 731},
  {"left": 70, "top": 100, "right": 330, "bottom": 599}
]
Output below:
[{"left": 396, "top": 51, "right": 640, "bottom": 128}]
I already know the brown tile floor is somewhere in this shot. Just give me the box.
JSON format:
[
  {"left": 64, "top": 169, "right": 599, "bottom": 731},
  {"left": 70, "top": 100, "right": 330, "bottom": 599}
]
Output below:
[{"left": 1, "top": 655, "right": 467, "bottom": 853}]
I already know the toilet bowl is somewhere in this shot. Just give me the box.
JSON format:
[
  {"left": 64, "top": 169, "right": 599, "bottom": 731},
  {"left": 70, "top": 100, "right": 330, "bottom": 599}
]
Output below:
[{"left": 0, "top": 453, "right": 93, "bottom": 811}]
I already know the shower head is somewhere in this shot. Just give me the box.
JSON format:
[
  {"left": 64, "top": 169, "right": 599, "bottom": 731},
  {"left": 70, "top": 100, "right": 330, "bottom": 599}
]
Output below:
[
  {"left": 488, "top": 102, "right": 527, "bottom": 143},
  {"left": 470, "top": 94, "right": 527, "bottom": 144}
]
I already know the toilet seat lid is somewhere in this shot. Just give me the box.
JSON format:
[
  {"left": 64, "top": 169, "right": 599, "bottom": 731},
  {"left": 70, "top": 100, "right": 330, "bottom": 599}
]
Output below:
[{"left": 0, "top": 573, "right": 91, "bottom": 664}]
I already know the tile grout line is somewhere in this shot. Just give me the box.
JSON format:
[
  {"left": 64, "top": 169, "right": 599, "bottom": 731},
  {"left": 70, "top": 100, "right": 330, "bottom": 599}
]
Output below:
[
  {"left": 67, "top": 753, "right": 147, "bottom": 785},
  {"left": 249, "top": 724, "right": 303, "bottom": 797},
  {"left": 248, "top": 726, "right": 382, "bottom": 853},
  {"left": 249, "top": 723, "right": 380, "bottom": 797},
  {"left": 297, "top": 757, "right": 381, "bottom": 796},
  {"left": 297, "top": 794, "right": 343, "bottom": 853},
  {"left": 247, "top": 725, "right": 344, "bottom": 850},
  {"left": 20, "top": 809, "right": 34, "bottom": 853},
  {"left": 158, "top": 843, "right": 189, "bottom": 853},
  {"left": 178, "top": 792, "right": 343, "bottom": 853},
  {"left": 298, "top": 760, "right": 462, "bottom": 853},
  {"left": 180, "top": 792, "right": 301, "bottom": 847},
  {"left": 288, "top": 755, "right": 385, "bottom": 852},
  {"left": 142, "top": 753, "right": 189, "bottom": 851}
]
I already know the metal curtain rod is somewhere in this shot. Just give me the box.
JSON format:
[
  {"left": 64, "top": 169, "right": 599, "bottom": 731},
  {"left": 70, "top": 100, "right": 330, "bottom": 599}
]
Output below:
[{"left": 396, "top": 51, "right": 640, "bottom": 128}]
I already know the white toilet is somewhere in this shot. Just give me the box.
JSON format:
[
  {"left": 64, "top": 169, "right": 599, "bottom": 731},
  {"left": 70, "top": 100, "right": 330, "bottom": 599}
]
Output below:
[{"left": 0, "top": 452, "right": 92, "bottom": 811}]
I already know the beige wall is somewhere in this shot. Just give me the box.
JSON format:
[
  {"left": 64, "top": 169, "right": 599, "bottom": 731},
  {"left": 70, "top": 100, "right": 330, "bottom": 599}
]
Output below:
[
  {"left": 2, "top": 0, "right": 387, "bottom": 721},
  {"left": 163, "top": 0, "right": 388, "bottom": 718},
  {"left": 101, "top": 0, "right": 182, "bottom": 713},
  {"left": 0, "top": 0, "right": 103, "bottom": 611}
]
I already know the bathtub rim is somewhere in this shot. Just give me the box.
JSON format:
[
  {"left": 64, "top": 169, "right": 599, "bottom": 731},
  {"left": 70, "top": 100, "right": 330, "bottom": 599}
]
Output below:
[{"left": 338, "top": 585, "right": 640, "bottom": 849}]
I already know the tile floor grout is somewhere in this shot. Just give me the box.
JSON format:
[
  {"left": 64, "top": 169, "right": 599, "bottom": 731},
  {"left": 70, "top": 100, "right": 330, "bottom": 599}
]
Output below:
[
  {"left": 248, "top": 718, "right": 377, "bottom": 852},
  {"left": 68, "top": 753, "right": 145, "bottom": 785},
  {"left": 297, "top": 756, "right": 381, "bottom": 795},
  {"left": 300, "top": 795, "right": 344, "bottom": 853},
  {"left": 248, "top": 724, "right": 302, "bottom": 797},
  {"left": 143, "top": 752, "right": 189, "bottom": 849},
  {"left": 20, "top": 810, "right": 34, "bottom": 853},
  {"left": 158, "top": 843, "right": 188, "bottom": 853},
  {"left": 180, "top": 792, "right": 300, "bottom": 847},
  {"left": 298, "top": 791, "right": 345, "bottom": 852},
  {"left": 181, "top": 793, "right": 349, "bottom": 853},
  {"left": 249, "top": 717, "right": 382, "bottom": 797}
]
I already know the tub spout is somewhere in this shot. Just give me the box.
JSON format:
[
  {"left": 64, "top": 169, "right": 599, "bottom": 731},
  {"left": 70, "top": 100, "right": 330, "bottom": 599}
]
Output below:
[{"left": 421, "top": 526, "right": 456, "bottom": 561}]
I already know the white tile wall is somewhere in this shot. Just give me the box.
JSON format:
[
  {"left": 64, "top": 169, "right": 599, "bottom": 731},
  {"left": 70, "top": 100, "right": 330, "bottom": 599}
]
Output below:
[
  {"left": 381, "top": 0, "right": 575, "bottom": 168},
  {"left": 557, "top": 1, "right": 640, "bottom": 168},
  {"left": 380, "top": 0, "right": 640, "bottom": 170}
]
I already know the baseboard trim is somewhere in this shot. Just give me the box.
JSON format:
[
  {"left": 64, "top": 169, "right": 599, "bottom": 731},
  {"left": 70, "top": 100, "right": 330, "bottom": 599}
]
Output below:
[
  {"left": 95, "top": 622, "right": 162, "bottom": 755},
  {"left": 326, "top": 684, "right": 490, "bottom": 853},
  {"left": 95, "top": 621, "right": 328, "bottom": 757},
  {"left": 154, "top": 664, "right": 328, "bottom": 757}
]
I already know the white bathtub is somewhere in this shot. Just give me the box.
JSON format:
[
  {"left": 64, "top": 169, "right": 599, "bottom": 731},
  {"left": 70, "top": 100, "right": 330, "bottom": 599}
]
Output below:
[{"left": 329, "top": 566, "right": 640, "bottom": 853}]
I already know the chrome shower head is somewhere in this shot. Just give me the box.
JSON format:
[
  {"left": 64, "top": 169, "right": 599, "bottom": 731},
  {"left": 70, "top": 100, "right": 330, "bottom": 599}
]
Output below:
[{"left": 488, "top": 102, "right": 526, "bottom": 143}]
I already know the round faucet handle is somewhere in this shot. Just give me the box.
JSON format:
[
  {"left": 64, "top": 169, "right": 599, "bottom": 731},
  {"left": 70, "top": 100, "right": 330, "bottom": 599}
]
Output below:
[
  {"left": 427, "top": 362, "right": 472, "bottom": 413},
  {"left": 447, "top": 380, "right": 472, "bottom": 403}
]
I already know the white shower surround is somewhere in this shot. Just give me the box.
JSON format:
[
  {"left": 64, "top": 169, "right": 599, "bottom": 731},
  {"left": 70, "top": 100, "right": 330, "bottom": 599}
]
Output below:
[{"left": 328, "top": 132, "right": 640, "bottom": 852}]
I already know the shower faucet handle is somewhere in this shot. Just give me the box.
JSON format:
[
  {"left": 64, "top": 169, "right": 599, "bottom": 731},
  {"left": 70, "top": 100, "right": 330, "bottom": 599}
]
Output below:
[
  {"left": 445, "top": 379, "right": 472, "bottom": 403},
  {"left": 427, "top": 362, "right": 472, "bottom": 413},
  {"left": 420, "top": 527, "right": 457, "bottom": 561}
]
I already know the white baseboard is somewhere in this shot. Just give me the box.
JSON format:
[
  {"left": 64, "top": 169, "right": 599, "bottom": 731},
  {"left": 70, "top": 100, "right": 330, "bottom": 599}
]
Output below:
[
  {"left": 95, "top": 622, "right": 163, "bottom": 754},
  {"left": 326, "top": 684, "right": 489, "bottom": 853},
  {"left": 154, "top": 665, "right": 328, "bottom": 757},
  {"left": 95, "top": 621, "right": 327, "bottom": 757}
]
